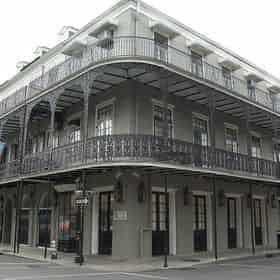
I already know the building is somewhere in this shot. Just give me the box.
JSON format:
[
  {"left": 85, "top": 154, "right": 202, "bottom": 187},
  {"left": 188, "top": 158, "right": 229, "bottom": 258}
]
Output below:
[{"left": 0, "top": 0, "right": 280, "bottom": 262}]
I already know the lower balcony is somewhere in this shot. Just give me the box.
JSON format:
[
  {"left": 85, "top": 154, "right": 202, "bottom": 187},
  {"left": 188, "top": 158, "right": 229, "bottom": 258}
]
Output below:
[{"left": 0, "top": 134, "right": 278, "bottom": 182}]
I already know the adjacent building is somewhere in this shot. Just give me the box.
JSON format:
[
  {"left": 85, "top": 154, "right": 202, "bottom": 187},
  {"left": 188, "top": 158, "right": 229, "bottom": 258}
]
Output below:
[{"left": 0, "top": 0, "right": 280, "bottom": 261}]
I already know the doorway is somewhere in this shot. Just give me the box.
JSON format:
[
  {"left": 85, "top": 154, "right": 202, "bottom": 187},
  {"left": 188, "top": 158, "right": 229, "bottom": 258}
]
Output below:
[
  {"left": 193, "top": 195, "right": 207, "bottom": 252},
  {"left": 98, "top": 192, "right": 113, "bottom": 255},
  {"left": 254, "top": 199, "right": 263, "bottom": 246},
  {"left": 227, "top": 197, "right": 237, "bottom": 249},
  {"left": 152, "top": 192, "right": 169, "bottom": 256}
]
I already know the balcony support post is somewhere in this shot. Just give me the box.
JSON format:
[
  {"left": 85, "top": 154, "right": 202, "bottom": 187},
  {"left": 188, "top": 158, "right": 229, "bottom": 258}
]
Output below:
[
  {"left": 249, "top": 183, "right": 255, "bottom": 255},
  {"left": 158, "top": 69, "right": 170, "bottom": 153},
  {"left": 16, "top": 180, "right": 24, "bottom": 254},
  {"left": 212, "top": 175, "right": 218, "bottom": 261},
  {"left": 245, "top": 105, "right": 252, "bottom": 173},
  {"left": 49, "top": 95, "right": 59, "bottom": 150},
  {"left": 272, "top": 117, "right": 280, "bottom": 177},
  {"left": 208, "top": 90, "right": 216, "bottom": 167}
]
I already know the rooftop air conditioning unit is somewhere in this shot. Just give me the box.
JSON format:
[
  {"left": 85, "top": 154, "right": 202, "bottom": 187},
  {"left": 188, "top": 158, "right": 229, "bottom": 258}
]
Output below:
[{"left": 96, "top": 29, "right": 114, "bottom": 48}]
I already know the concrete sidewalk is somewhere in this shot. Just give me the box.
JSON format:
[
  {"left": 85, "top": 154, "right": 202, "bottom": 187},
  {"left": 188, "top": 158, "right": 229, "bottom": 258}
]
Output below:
[{"left": 1, "top": 244, "right": 280, "bottom": 272}]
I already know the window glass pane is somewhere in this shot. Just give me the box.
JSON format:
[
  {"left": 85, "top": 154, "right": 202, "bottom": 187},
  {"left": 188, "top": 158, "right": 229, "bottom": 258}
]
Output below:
[
  {"left": 153, "top": 105, "right": 173, "bottom": 138},
  {"left": 193, "top": 117, "right": 208, "bottom": 146},
  {"left": 97, "top": 104, "right": 113, "bottom": 136},
  {"left": 225, "top": 127, "right": 238, "bottom": 153}
]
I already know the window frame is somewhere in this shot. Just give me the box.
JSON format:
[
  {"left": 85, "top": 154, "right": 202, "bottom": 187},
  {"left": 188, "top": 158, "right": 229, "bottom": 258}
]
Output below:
[
  {"left": 224, "top": 122, "right": 239, "bottom": 154},
  {"left": 192, "top": 112, "right": 210, "bottom": 146},
  {"left": 152, "top": 99, "right": 174, "bottom": 139},
  {"left": 95, "top": 97, "right": 116, "bottom": 137}
]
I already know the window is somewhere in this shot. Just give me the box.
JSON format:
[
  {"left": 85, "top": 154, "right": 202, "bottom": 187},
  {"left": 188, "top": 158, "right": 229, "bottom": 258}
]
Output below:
[
  {"left": 69, "top": 128, "right": 80, "bottom": 144},
  {"left": 31, "top": 134, "right": 45, "bottom": 153},
  {"left": 225, "top": 126, "right": 238, "bottom": 153},
  {"left": 251, "top": 135, "right": 262, "bottom": 158},
  {"left": 9, "top": 143, "right": 18, "bottom": 161},
  {"left": 274, "top": 144, "right": 280, "bottom": 162},
  {"left": 222, "top": 67, "right": 232, "bottom": 89},
  {"left": 153, "top": 104, "right": 173, "bottom": 138},
  {"left": 191, "top": 51, "right": 203, "bottom": 77},
  {"left": 154, "top": 32, "right": 168, "bottom": 61},
  {"left": 248, "top": 80, "right": 256, "bottom": 101},
  {"left": 96, "top": 104, "right": 113, "bottom": 136},
  {"left": 193, "top": 115, "right": 208, "bottom": 146}
]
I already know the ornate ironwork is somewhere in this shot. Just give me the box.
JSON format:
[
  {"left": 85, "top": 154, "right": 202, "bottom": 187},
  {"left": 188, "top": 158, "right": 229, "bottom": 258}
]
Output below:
[
  {"left": 0, "top": 134, "right": 278, "bottom": 180},
  {"left": 0, "top": 37, "right": 278, "bottom": 119}
]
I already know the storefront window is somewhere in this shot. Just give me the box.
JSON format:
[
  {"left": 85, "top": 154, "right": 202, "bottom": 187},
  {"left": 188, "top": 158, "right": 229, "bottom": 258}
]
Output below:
[{"left": 58, "top": 192, "right": 78, "bottom": 252}]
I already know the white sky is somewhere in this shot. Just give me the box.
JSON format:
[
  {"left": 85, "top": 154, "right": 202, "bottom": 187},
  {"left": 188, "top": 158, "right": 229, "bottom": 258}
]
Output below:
[{"left": 1, "top": 0, "right": 280, "bottom": 84}]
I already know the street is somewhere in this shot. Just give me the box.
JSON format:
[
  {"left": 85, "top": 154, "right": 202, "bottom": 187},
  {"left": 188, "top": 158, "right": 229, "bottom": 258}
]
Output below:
[{"left": 1, "top": 254, "right": 280, "bottom": 279}]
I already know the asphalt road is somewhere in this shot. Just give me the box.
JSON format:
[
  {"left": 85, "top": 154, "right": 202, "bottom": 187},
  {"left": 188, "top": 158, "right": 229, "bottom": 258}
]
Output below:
[{"left": 1, "top": 254, "right": 280, "bottom": 279}]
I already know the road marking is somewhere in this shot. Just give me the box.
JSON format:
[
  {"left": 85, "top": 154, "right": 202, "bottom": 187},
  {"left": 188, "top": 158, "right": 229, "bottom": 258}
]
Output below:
[
  {"left": 2, "top": 272, "right": 169, "bottom": 280},
  {"left": 0, "top": 263, "right": 46, "bottom": 265},
  {"left": 219, "top": 263, "right": 280, "bottom": 271},
  {"left": 2, "top": 272, "right": 117, "bottom": 280},
  {"left": 120, "top": 272, "right": 169, "bottom": 280}
]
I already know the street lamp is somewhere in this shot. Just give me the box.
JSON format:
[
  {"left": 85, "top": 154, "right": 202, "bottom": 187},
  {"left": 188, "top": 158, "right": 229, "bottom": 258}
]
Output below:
[{"left": 74, "top": 171, "right": 93, "bottom": 265}]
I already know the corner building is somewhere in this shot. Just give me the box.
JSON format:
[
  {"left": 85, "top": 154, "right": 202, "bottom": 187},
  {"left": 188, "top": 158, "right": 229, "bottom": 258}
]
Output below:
[{"left": 0, "top": 0, "right": 280, "bottom": 261}]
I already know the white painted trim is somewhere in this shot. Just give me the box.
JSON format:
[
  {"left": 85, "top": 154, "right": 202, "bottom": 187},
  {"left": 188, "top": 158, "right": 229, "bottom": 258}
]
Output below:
[
  {"left": 91, "top": 193, "right": 99, "bottom": 255},
  {"left": 151, "top": 98, "right": 175, "bottom": 110},
  {"left": 152, "top": 186, "right": 178, "bottom": 193},
  {"left": 192, "top": 112, "right": 208, "bottom": 122},
  {"left": 95, "top": 97, "right": 116, "bottom": 136},
  {"left": 225, "top": 193, "right": 243, "bottom": 198},
  {"left": 152, "top": 187, "right": 176, "bottom": 255},
  {"left": 224, "top": 122, "right": 239, "bottom": 153},
  {"left": 224, "top": 122, "right": 239, "bottom": 131},
  {"left": 91, "top": 185, "right": 114, "bottom": 193},
  {"left": 192, "top": 190, "right": 211, "bottom": 196},
  {"left": 206, "top": 193, "right": 213, "bottom": 251},
  {"left": 253, "top": 195, "right": 265, "bottom": 200},
  {"left": 169, "top": 192, "right": 176, "bottom": 255}
]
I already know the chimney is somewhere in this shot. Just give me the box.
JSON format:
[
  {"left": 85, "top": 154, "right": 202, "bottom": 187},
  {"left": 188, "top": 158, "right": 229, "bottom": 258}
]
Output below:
[
  {"left": 58, "top": 26, "right": 79, "bottom": 43},
  {"left": 16, "top": 61, "right": 29, "bottom": 72}
]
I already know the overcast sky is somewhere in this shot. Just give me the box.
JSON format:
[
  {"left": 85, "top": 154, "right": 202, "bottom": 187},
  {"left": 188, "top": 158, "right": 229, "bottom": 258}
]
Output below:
[{"left": 1, "top": 0, "right": 279, "bottom": 84}]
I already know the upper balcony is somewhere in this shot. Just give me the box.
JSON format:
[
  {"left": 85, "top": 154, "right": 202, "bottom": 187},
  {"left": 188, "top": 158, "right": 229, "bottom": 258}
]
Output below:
[
  {"left": 0, "top": 134, "right": 279, "bottom": 183},
  {"left": 0, "top": 36, "right": 279, "bottom": 119}
]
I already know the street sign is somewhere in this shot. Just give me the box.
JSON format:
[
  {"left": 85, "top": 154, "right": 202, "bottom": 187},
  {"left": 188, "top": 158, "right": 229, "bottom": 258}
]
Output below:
[{"left": 75, "top": 197, "right": 89, "bottom": 206}]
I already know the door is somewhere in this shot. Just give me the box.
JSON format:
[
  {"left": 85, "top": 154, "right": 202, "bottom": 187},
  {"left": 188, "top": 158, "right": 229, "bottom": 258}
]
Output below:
[
  {"left": 99, "top": 192, "right": 113, "bottom": 255},
  {"left": 152, "top": 192, "right": 169, "bottom": 256},
  {"left": 38, "top": 209, "right": 51, "bottom": 247},
  {"left": 193, "top": 195, "right": 207, "bottom": 252},
  {"left": 254, "top": 199, "right": 263, "bottom": 246},
  {"left": 154, "top": 32, "right": 168, "bottom": 62},
  {"left": 227, "top": 197, "right": 237, "bottom": 249},
  {"left": 0, "top": 210, "right": 3, "bottom": 242},
  {"left": 19, "top": 209, "right": 29, "bottom": 244},
  {"left": 3, "top": 200, "right": 12, "bottom": 243}
]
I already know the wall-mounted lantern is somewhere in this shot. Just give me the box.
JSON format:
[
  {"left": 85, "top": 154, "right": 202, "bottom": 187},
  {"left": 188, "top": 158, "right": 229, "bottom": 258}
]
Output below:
[
  {"left": 138, "top": 180, "right": 146, "bottom": 203},
  {"left": 218, "top": 189, "right": 225, "bottom": 207},
  {"left": 114, "top": 179, "right": 124, "bottom": 203},
  {"left": 183, "top": 185, "right": 190, "bottom": 206},
  {"left": 271, "top": 193, "right": 276, "bottom": 208},
  {"left": 247, "top": 193, "right": 252, "bottom": 208}
]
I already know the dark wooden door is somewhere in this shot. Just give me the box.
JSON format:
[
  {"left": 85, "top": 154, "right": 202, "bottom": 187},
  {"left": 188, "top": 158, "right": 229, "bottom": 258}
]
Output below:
[
  {"left": 193, "top": 195, "right": 207, "bottom": 252},
  {"left": 254, "top": 199, "right": 263, "bottom": 246},
  {"left": 99, "top": 192, "right": 113, "bottom": 255},
  {"left": 227, "top": 197, "right": 237, "bottom": 249},
  {"left": 38, "top": 209, "right": 51, "bottom": 247},
  {"left": 152, "top": 192, "right": 169, "bottom": 256},
  {"left": 19, "top": 210, "right": 29, "bottom": 244}
]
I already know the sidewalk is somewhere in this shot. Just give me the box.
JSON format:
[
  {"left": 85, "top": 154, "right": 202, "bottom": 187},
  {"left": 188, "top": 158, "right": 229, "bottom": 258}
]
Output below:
[{"left": 1, "top": 244, "right": 280, "bottom": 272}]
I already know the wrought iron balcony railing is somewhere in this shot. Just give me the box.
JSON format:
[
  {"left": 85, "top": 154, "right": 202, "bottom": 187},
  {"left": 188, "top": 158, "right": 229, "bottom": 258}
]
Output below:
[
  {"left": 0, "top": 37, "right": 278, "bottom": 118},
  {"left": 0, "top": 135, "right": 278, "bottom": 181}
]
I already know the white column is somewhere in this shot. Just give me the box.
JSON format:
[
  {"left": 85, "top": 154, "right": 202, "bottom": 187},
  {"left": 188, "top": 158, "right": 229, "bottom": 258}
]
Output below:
[{"left": 91, "top": 193, "right": 99, "bottom": 255}]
